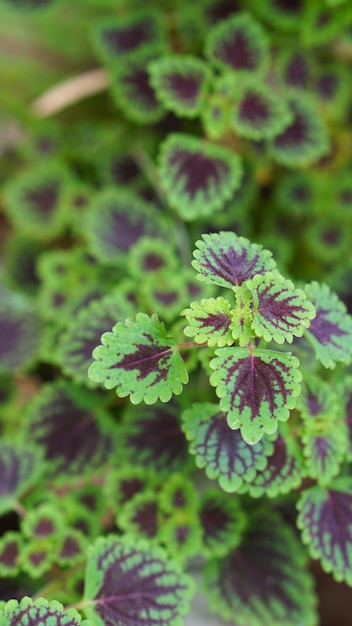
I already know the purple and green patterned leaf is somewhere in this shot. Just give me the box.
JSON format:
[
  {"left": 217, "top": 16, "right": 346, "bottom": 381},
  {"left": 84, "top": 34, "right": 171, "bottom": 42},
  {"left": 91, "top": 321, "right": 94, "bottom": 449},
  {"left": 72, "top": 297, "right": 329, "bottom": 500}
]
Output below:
[
  {"left": 302, "top": 421, "right": 348, "bottom": 484},
  {"left": 204, "top": 510, "right": 317, "bottom": 626},
  {"left": 89, "top": 313, "right": 188, "bottom": 404},
  {"left": 85, "top": 188, "right": 169, "bottom": 265},
  {"left": 159, "top": 512, "right": 203, "bottom": 562},
  {"left": 192, "top": 231, "right": 276, "bottom": 289},
  {"left": 148, "top": 55, "right": 211, "bottom": 118},
  {"left": 0, "top": 298, "right": 41, "bottom": 373},
  {"left": 243, "top": 429, "right": 305, "bottom": 497},
  {"left": 159, "top": 474, "right": 198, "bottom": 516},
  {"left": 57, "top": 291, "right": 135, "bottom": 385},
  {"left": 210, "top": 348, "right": 302, "bottom": 444},
  {"left": 83, "top": 535, "right": 194, "bottom": 626},
  {"left": 106, "top": 466, "right": 157, "bottom": 510},
  {"left": 0, "top": 532, "right": 21, "bottom": 577},
  {"left": 304, "top": 282, "right": 352, "bottom": 368},
  {"left": 297, "top": 479, "right": 352, "bottom": 584},
  {"left": 0, "top": 597, "right": 93, "bottom": 626},
  {"left": 199, "top": 490, "right": 246, "bottom": 558},
  {"left": 344, "top": 379, "right": 352, "bottom": 461},
  {"left": 181, "top": 403, "right": 274, "bottom": 491},
  {"left": 116, "top": 492, "right": 160, "bottom": 541},
  {"left": 110, "top": 53, "right": 165, "bottom": 125},
  {"left": 127, "top": 237, "right": 178, "bottom": 278},
  {"left": 25, "top": 382, "right": 115, "bottom": 477},
  {"left": 3, "top": 163, "right": 69, "bottom": 239},
  {"left": 141, "top": 273, "right": 187, "bottom": 323},
  {"left": 182, "top": 297, "right": 234, "bottom": 347},
  {"left": 247, "top": 271, "right": 316, "bottom": 344},
  {"left": 57, "top": 529, "right": 87, "bottom": 566},
  {"left": 121, "top": 402, "right": 191, "bottom": 474},
  {"left": 298, "top": 375, "right": 341, "bottom": 423},
  {"left": 231, "top": 84, "right": 292, "bottom": 140},
  {"left": 269, "top": 97, "right": 329, "bottom": 168},
  {"left": 21, "top": 503, "right": 64, "bottom": 540},
  {"left": 278, "top": 50, "right": 313, "bottom": 91},
  {"left": 158, "top": 134, "right": 243, "bottom": 220},
  {"left": 21, "top": 539, "right": 57, "bottom": 578},
  {"left": 205, "top": 13, "right": 269, "bottom": 76},
  {"left": 0, "top": 442, "right": 43, "bottom": 515},
  {"left": 92, "top": 12, "right": 165, "bottom": 64}
]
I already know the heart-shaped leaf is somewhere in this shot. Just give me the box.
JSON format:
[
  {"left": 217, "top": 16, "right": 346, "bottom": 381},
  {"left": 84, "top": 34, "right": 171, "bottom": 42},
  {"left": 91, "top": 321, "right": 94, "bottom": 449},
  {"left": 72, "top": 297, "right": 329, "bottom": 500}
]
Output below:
[
  {"left": 303, "top": 282, "right": 352, "bottom": 368},
  {"left": 297, "top": 479, "right": 352, "bottom": 584},
  {"left": 83, "top": 535, "right": 194, "bottom": 626},
  {"left": 205, "top": 13, "right": 269, "bottom": 76},
  {"left": 181, "top": 403, "right": 274, "bottom": 491},
  {"left": 247, "top": 271, "right": 316, "bottom": 344},
  {"left": 92, "top": 12, "right": 165, "bottom": 65},
  {"left": 159, "top": 134, "right": 243, "bottom": 220},
  {"left": 182, "top": 297, "right": 234, "bottom": 347},
  {"left": 89, "top": 313, "right": 188, "bottom": 404},
  {"left": 192, "top": 231, "right": 276, "bottom": 289},
  {"left": 148, "top": 55, "right": 211, "bottom": 118},
  {"left": 210, "top": 348, "right": 302, "bottom": 444},
  {"left": 231, "top": 83, "right": 292, "bottom": 140},
  {"left": 269, "top": 97, "right": 329, "bottom": 168},
  {"left": 302, "top": 423, "right": 348, "bottom": 484},
  {"left": 111, "top": 53, "right": 165, "bottom": 125},
  {"left": 204, "top": 510, "right": 317, "bottom": 626}
]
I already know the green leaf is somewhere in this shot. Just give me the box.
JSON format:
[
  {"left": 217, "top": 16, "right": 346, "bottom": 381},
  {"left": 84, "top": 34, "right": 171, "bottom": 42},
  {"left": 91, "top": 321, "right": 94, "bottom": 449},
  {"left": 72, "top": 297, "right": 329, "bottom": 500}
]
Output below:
[
  {"left": 0, "top": 597, "right": 93, "bottom": 626},
  {"left": 83, "top": 535, "right": 194, "bottom": 626},
  {"left": 247, "top": 271, "right": 316, "bottom": 344},
  {"left": 89, "top": 313, "right": 189, "bottom": 404},
  {"left": 182, "top": 297, "right": 234, "bottom": 347},
  {"left": 192, "top": 231, "right": 276, "bottom": 289},
  {"left": 210, "top": 348, "right": 302, "bottom": 444},
  {"left": 304, "top": 281, "right": 352, "bottom": 368},
  {"left": 204, "top": 510, "right": 318, "bottom": 626},
  {"left": 148, "top": 55, "right": 211, "bottom": 118},
  {"left": 158, "top": 134, "right": 243, "bottom": 220},
  {"left": 297, "top": 479, "right": 352, "bottom": 584}
]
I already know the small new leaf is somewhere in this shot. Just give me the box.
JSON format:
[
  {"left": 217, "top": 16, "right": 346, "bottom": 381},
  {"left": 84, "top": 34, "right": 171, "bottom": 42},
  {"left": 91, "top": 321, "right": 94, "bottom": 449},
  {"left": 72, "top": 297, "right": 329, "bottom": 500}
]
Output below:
[
  {"left": 248, "top": 272, "right": 316, "bottom": 344},
  {"left": 192, "top": 232, "right": 276, "bottom": 289},
  {"left": 89, "top": 313, "right": 189, "bottom": 404},
  {"left": 304, "top": 282, "right": 352, "bottom": 368},
  {"left": 231, "top": 83, "right": 292, "bottom": 140},
  {"left": 210, "top": 348, "right": 302, "bottom": 444},
  {"left": 182, "top": 297, "right": 234, "bottom": 347}
]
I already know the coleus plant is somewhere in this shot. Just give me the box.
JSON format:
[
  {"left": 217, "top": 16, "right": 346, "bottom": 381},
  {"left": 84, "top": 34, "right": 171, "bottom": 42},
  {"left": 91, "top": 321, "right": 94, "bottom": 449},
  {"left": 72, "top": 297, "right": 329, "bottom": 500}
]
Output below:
[{"left": 1, "top": 1, "right": 352, "bottom": 625}]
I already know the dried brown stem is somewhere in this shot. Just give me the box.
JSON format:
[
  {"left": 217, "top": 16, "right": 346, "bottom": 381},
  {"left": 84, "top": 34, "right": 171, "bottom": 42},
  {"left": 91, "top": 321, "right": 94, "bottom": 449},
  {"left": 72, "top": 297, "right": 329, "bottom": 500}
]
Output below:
[{"left": 31, "top": 68, "right": 108, "bottom": 118}]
